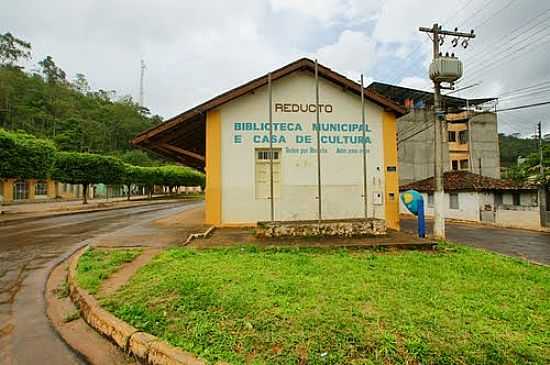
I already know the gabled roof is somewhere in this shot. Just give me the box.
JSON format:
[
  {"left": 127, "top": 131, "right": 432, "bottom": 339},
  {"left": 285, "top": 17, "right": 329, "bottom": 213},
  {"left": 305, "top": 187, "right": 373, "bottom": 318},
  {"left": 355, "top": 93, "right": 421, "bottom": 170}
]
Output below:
[
  {"left": 132, "top": 58, "right": 406, "bottom": 145},
  {"left": 399, "top": 171, "right": 536, "bottom": 192}
]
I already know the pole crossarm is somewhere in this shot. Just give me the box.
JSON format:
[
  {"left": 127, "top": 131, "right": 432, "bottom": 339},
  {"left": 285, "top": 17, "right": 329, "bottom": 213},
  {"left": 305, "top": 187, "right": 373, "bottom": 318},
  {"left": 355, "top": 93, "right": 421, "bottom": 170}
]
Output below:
[{"left": 419, "top": 27, "right": 476, "bottom": 39}]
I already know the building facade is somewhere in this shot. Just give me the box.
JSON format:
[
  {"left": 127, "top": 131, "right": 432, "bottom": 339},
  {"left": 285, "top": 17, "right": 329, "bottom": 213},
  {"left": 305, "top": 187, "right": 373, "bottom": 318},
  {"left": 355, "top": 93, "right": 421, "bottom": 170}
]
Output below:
[
  {"left": 398, "top": 110, "right": 500, "bottom": 184},
  {"left": 133, "top": 58, "right": 405, "bottom": 230},
  {"left": 367, "top": 82, "right": 500, "bottom": 185},
  {"left": 399, "top": 171, "right": 547, "bottom": 231},
  {"left": 0, "top": 178, "right": 90, "bottom": 203}
]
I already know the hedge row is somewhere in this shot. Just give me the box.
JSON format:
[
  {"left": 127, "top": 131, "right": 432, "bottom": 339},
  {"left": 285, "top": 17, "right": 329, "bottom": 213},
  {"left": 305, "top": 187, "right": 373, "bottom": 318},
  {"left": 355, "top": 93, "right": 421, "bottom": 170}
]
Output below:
[{"left": 0, "top": 129, "right": 205, "bottom": 203}]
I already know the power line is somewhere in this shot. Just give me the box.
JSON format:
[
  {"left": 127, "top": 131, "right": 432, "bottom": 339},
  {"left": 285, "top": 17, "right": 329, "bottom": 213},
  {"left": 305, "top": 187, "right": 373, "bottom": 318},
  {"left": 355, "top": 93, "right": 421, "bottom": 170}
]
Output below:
[
  {"left": 456, "top": 0, "right": 500, "bottom": 29},
  {"left": 461, "top": 32, "right": 550, "bottom": 81},
  {"left": 460, "top": 32, "right": 550, "bottom": 85},
  {"left": 498, "top": 88, "right": 550, "bottom": 102},
  {"left": 462, "top": 26, "right": 550, "bottom": 76},
  {"left": 398, "top": 122, "right": 433, "bottom": 144},
  {"left": 462, "top": 25, "right": 550, "bottom": 75},
  {"left": 451, "top": 7, "right": 550, "bottom": 88},
  {"left": 468, "top": 0, "right": 518, "bottom": 30},
  {"left": 497, "top": 79, "right": 550, "bottom": 98},
  {"left": 388, "top": 0, "right": 505, "bottom": 83},
  {"left": 379, "top": 0, "right": 480, "bottom": 83},
  {"left": 495, "top": 100, "right": 550, "bottom": 113},
  {"left": 460, "top": 8, "right": 550, "bottom": 65},
  {"left": 444, "top": 82, "right": 481, "bottom": 95}
]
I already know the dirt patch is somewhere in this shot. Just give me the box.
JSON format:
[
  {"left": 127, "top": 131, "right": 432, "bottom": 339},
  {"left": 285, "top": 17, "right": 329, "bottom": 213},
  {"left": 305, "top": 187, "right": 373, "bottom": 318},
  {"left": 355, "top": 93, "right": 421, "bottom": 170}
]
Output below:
[
  {"left": 153, "top": 204, "right": 207, "bottom": 229},
  {"left": 46, "top": 260, "right": 138, "bottom": 364},
  {"left": 98, "top": 248, "right": 162, "bottom": 298},
  {"left": 190, "top": 227, "right": 434, "bottom": 249}
]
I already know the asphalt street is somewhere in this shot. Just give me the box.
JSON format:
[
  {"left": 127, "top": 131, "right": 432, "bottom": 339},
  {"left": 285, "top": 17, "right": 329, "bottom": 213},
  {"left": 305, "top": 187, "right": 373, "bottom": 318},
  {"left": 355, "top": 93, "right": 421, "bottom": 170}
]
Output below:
[
  {"left": 401, "top": 216, "right": 550, "bottom": 264},
  {"left": 0, "top": 201, "right": 198, "bottom": 365},
  {"left": 1, "top": 205, "right": 548, "bottom": 364}
]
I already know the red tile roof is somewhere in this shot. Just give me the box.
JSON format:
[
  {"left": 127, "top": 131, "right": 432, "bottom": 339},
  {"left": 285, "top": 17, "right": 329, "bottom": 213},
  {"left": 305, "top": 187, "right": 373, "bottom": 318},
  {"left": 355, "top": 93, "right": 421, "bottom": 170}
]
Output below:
[{"left": 399, "top": 171, "right": 537, "bottom": 192}]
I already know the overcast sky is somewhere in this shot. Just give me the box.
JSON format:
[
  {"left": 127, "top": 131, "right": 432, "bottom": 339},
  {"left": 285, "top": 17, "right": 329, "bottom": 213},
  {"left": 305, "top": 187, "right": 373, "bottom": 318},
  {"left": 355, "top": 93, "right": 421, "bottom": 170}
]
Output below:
[{"left": 1, "top": 0, "right": 549, "bottom": 136}]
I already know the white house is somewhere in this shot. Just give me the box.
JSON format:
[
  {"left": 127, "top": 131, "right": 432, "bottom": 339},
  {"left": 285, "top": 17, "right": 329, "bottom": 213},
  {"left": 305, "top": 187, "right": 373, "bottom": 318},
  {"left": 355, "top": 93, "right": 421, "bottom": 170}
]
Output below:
[{"left": 399, "top": 171, "right": 545, "bottom": 231}]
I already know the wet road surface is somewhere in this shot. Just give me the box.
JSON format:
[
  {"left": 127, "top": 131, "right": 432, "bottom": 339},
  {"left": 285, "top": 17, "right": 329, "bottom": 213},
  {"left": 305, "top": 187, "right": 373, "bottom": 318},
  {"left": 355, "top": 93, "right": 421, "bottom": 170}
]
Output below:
[
  {"left": 401, "top": 216, "right": 550, "bottom": 264},
  {"left": 0, "top": 201, "right": 200, "bottom": 364}
]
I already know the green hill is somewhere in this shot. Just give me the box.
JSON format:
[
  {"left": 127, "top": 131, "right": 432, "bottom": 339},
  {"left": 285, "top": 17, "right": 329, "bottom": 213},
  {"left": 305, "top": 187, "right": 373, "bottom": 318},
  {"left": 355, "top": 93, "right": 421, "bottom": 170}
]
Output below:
[
  {"left": 0, "top": 65, "right": 161, "bottom": 155},
  {"left": 498, "top": 133, "right": 538, "bottom": 167},
  {"left": 0, "top": 32, "right": 163, "bottom": 165}
]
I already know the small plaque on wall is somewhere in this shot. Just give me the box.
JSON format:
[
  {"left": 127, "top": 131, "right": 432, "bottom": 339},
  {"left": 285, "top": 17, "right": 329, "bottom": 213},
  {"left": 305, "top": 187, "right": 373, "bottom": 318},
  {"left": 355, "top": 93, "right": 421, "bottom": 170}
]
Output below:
[
  {"left": 387, "top": 166, "right": 397, "bottom": 172},
  {"left": 373, "top": 191, "right": 383, "bottom": 205}
]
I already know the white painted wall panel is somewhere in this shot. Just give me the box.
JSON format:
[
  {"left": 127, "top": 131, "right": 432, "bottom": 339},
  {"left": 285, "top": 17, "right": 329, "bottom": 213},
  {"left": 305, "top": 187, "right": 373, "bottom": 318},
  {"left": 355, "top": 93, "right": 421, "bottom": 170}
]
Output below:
[
  {"left": 219, "top": 71, "right": 386, "bottom": 224},
  {"left": 399, "top": 191, "right": 479, "bottom": 222},
  {"left": 496, "top": 209, "right": 541, "bottom": 230}
]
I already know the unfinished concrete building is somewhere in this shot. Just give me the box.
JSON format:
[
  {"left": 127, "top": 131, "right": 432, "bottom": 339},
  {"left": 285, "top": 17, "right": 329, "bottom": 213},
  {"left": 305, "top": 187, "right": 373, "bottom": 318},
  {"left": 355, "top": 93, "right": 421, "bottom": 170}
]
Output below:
[{"left": 368, "top": 82, "right": 499, "bottom": 185}]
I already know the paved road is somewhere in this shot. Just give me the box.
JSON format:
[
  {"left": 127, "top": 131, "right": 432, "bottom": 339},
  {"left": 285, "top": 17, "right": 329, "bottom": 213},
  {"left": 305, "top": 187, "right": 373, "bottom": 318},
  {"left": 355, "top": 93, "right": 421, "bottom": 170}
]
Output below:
[
  {"left": 0, "top": 201, "right": 200, "bottom": 365},
  {"left": 401, "top": 216, "right": 550, "bottom": 264}
]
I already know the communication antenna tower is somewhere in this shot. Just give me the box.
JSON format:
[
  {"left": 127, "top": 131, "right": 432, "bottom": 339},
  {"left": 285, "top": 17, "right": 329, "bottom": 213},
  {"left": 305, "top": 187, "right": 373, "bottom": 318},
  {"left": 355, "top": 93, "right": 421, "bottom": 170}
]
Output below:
[{"left": 139, "top": 59, "right": 146, "bottom": 107}]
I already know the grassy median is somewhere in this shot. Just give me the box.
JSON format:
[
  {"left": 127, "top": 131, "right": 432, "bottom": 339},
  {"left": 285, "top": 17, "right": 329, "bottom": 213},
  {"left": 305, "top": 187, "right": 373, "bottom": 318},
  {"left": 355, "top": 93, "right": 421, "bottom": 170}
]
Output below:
[
  {"left": 100, "top": 245, "right": 549, "bottom": 364},
  {"left": 76, "top": 247, "right": 142, "bottom": 294}
]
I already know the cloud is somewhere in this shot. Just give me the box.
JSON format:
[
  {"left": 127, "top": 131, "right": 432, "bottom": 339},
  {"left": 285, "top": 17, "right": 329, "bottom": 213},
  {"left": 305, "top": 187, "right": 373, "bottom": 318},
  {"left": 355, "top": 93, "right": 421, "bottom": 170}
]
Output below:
[
  {"left": 269, "top": 0, "right": 379, "bottom": 24},
  {"left": 399, "top": 76, "right": 432, "bottom": 91},
  {"left": 314, "top": 30, "right": 377, "bottom": 79},
  {"left": 0, "top": 0, "right": 548, "bottom": 134},
  {"left": 269, "top": 0, "right": 348, "bottom": 23}
]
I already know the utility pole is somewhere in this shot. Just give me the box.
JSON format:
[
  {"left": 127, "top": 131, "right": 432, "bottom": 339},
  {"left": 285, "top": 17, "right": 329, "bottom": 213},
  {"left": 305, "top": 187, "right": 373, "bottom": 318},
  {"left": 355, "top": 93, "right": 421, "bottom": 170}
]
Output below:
[
  {"left": 538, "top": 122, "right": 544, "bottom": 177},
  {"left": 139, "top": 59, "right": 146, "bottom": 107},
  {"left": 361, "top": 74, "right": 368, "bottom": 219},
  {"left": 419, "top": 24, "right": 475, "bottom": 239},
  {"left": 315, "top": 59, "right": 322, "bottom": 223},
  {"left": 537, "top": 121, "right": 545, "bottom": 223},
  {"left": 268, "top": 73, "right": 274, "bottom": 222}
]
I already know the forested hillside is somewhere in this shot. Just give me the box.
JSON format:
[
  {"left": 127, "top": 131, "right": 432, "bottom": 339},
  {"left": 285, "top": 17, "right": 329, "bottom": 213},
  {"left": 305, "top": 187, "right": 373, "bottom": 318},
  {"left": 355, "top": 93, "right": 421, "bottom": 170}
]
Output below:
[
  {"left": 498, "top": 133, "right": 538, "bottom": 167},
  {"left": 0, "top": 32, "right": 163, "bottom": 164}
]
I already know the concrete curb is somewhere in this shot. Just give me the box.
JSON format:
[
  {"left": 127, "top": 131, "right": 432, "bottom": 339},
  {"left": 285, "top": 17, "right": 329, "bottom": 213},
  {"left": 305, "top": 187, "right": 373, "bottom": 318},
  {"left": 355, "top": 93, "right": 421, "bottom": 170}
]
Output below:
[
  {"left": 67, "top": 246, "right": 208, "bottom": 365},
  {"left": 0, "top": 198, "right": 201, "bottom": 226},
  {"left": 183, "top": 225, "right": 216, "bottom": 246}
]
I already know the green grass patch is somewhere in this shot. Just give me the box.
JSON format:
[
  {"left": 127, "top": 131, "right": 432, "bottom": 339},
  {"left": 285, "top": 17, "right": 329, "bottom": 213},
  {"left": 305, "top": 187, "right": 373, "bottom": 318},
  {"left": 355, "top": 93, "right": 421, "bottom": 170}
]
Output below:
[
  {"left": 102, "top": 245, "right": 550, "bottom": 364},
  {"left": 76, "top": 248, "right": 142, "bottom": 294}
]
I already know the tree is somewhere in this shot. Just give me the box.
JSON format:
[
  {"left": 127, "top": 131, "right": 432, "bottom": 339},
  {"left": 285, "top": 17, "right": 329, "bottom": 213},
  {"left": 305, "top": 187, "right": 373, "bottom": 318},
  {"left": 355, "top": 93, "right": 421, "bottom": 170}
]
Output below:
[
  {"left": 159, "top": 165, "right": 205, "bottom": 193},
  {"left": 39, "top": 56, "right": 66, "bottom": 84},
  {"left": 0, "top": 129, "right": 56, "bottom": 212},
  {"left": 72, "top": 73, "right": 90, "bottom": 94},
  {"left": 499, "top": 133, "right": 538, "bottom": 167},
  {"left": 121, "top": 164, "right": 152, "bottom": 200},
  {"left": 0, "top": 128, "right": 56, "bottom": 179},
  {"left": 51, "top": 152, "right": 125, "bottom": 204},
  {"left": 118, "top": 149, "right": 161, "bottom": 167},
  {"left": 0, "top": 64, "right": 162, "bottom": 156},
  {"left": 0, "top": 33, "right": 31, "bottom": 67},
  {"left": 503, "top": 143, "right": 550, "bottom": 186},
  {"left": 122, "top": 166, "right": 164, "bottom": 199}
]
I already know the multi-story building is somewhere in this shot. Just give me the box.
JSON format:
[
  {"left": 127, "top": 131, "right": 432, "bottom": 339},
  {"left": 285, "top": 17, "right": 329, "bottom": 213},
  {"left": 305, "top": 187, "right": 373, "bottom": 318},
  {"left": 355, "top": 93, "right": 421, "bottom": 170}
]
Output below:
[{"left": 368, "top": 82, "right": 499, "bottom": 185}]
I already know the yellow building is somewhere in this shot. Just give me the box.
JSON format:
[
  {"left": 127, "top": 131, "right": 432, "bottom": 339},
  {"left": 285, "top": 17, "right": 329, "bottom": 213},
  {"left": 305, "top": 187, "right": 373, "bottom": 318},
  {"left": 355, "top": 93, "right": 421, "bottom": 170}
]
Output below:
[
  {"left": 0, "top": 178, "right": 84, "bottom": 203},
  {"left": 133, "top": 58, "right": 405, "bottom": 231}
]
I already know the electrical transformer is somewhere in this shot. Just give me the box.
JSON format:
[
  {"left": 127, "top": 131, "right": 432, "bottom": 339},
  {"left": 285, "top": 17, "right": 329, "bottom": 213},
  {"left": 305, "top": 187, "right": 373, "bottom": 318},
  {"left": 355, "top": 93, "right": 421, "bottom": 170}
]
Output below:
[{"left": 429, "top": 56, "right": 463, "bottom": 83}]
